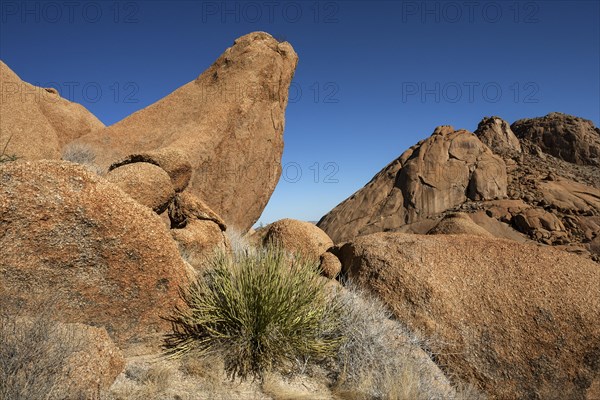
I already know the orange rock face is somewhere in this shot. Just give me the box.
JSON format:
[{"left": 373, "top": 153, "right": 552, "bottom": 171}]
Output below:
[
  {"left": 0, "top": 160, "right": 189, "bottom": 345},
  {"left": 338, "top": 232, "right": 600, "bottom": 399},
  {"left": 0, "top": 61, "right": 104, "bottom": 160}
]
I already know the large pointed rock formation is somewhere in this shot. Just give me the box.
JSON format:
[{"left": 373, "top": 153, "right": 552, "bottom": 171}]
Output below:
[
  {"left": 0, "top": 61, "right": 104, "bottom": 160},
  {"left": 74, "top": 32, "right": 298, "bottom": 231}
]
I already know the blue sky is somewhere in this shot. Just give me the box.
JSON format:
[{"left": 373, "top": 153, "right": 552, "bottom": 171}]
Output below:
[{"left": 1, "top": 0, "right": 599, "bottom": 225}]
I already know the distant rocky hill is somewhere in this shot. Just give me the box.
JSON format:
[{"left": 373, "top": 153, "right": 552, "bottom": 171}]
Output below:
[{"left": 318, "top": 113, "right": 600, "bottom": 262}]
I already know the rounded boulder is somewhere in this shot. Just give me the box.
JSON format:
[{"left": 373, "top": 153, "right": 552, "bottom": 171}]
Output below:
[
  {"left": 106, "top": 162, "right": 175, "bottom": 214},
  {"left": 0, "top": 160, "right": 189, "bottom": 345}
]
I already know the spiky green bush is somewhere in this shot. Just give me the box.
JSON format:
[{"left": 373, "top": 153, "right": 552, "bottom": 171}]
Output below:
[{"left": 163, "top": 247, "right": 343, "bottom": 381}]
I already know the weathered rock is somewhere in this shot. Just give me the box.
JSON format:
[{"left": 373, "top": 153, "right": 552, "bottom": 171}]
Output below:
[
  {"left": 166, "top": 192, "right": 229, "bottom": 269},
  {"left": 59, "top": 323, "right": 125, "bottom": 395},
  {"left": 511, "top": 112, "right": 600, "bottom": 165},
  {"left": 538, "top": 178, "right": 600, "bottom": 213},
  {"left": 590, "top": 236, "right": 600, "bottom": 258},
  {"left": 0, "top": 61, "right": 104, "bottom": 160},
  {"left": 168, "top": 192, "right": 226, "bottom": 230},
  {"left": 0, "top": 160, "right": 189, "bottom": 345},
  {"left": 427, "top": 212, "right": 492, "bottom": 237},
  {"left": 171, "top": 219, "right": 230, "bottom": 270},
  {"left": 513, "top": 208, "right": 566, "bottom": 233},
  {"left": 0, "top": 315, "right": 124, "bottom": 399},
  {"left": 105, "top": 162, "right": 175, "bottom": 214},
  {"left": 263, "top": 219, "right": 333, "bottom": 262},
  {"left": 319, "top": 251, "right": 342, "bottom": 279},
  {"left": 474, "top": 116, "right": 522, "bottom": 157},
  {"left": 73, "top": 32, "right": 299, "bottom": 231},
  {"left": 318, "top": 126, "right": 507, "bottom": 243},
  {"left": 338, "top": 232, "right": 600, "bottom": 399},
  {"left": 481, "top": 199, "right": 531, "bottom": 221},
  {"left": 109, "top": 147, "right": 193, "bottom": 192},
  {"left": 467, "top": 211, "right": 531, "bottom": 243}
]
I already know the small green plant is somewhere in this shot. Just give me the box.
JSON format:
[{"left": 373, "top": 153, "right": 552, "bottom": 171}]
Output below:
[
  {"left": 0, "top": 131, "right": 17, "bottom": 163},
  {"left": 163, "top": 247, "right": 343, "bottom": 381}
]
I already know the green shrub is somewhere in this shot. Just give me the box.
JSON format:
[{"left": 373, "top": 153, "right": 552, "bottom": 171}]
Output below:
[{"left": 163, "top": 247, "right": 343, "bottom": 381}]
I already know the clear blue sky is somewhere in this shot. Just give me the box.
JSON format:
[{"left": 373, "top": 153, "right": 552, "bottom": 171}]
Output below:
[{"left": 1, "top": 0, "right": 599, "bottom": 225}]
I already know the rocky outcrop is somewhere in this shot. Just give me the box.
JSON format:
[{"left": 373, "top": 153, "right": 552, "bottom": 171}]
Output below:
[
  {"left": 475, "top": 116, "right": 521, "bottom": 157},
  {"left": 513, "top": 208, "right": 566, "bottom": 237},
  {"left": 504, "top": 143, "right": 600, "bottom": 258},
  {"left": 318, "top": 126, "right": 507, "bottom": 243},
  {"left": 0, "top": 61, "right": 104, "bottom": 161},
  {"left": 263, "top": 219, "right": 334, "bottom": 263},
  {"left": 319, "top": 114, "right": 600, "bottom": 262},
  {"left": 338, "top": 232, "right": 600, "bottom": 399},
  {"left": 105, "top": 162, "right": 175, "bottom": 214},
  {"left": 73, "top": 32, "right": 298, "bottom": 231},
  {"left": 0, "top": 161, "right": 189, "bottom": 345},
  {"left": 58, "top": 323, "right": 125, "bottom": 395},
  {"left": 511, "top": 112, "right": 600, "bottom": 166}
]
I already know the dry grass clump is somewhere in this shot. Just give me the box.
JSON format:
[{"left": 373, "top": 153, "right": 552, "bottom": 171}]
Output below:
[
  {"left": 104, "top": 360, "right": 184, "bottom": 400},
  {"left": 61, "top": 143, "right": 103, "bottom": 174},
  {"left": 330, "top": 285, "right": 485, "bottom": 400},
  {"left": 225, "top": 226, "right": 256, "bottom": 259},
  {"left": 0, "top": 309, "right": 83, "bottom": 400},
  {"left": 106, "top": 355, "right": 299, "bottom": 400},
  {"left": 330, "top": 286, "right": 425, "bottom": 399},
  {"left": 163, "top": 247, "right": 344, "bottom": 381}
]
